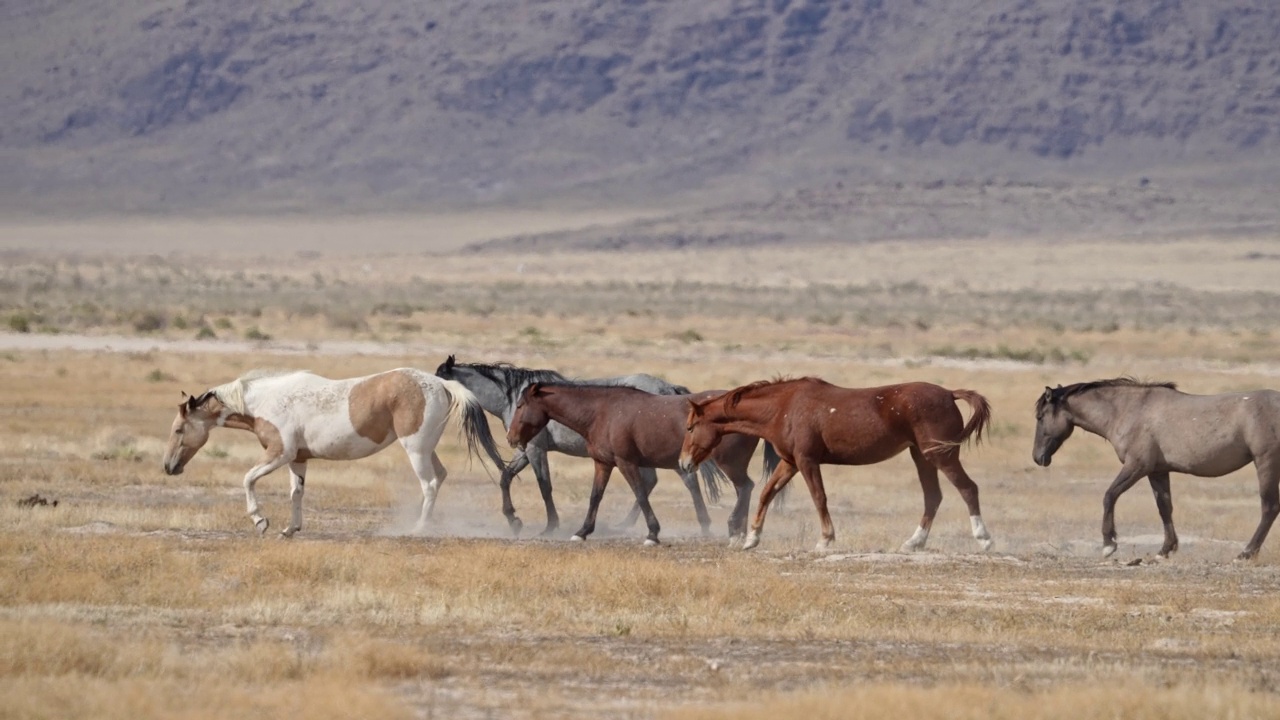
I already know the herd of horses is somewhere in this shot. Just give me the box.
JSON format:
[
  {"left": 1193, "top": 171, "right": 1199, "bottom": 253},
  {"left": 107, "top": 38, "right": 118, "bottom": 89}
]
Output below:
[{"left": 162, "top": 357, "right": 1280, "bottom": 561}]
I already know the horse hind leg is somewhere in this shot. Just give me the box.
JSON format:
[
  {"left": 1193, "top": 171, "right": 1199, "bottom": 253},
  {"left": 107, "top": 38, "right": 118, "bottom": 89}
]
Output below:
[
  {"left": 795, "top": 458, "right": 836, "bottom": 552},
  {"left": 614, "top": 466, "right": 657, "bottom": 530},
  {"left": 279, "top": 461, "right": 307, "bottom": 538},
  {"left": 1148, "top": 472, "right": 1179, "bottom": 558},
  {"left": 617, "top": 461, "right": 663, "bottom": 546},
  {"left": 902, "top": 447, "right": 942, "bottom": 552},
  {"left": 1239, "top": 459, "right": 1280, "bottom": 561},
  {"left": 404, "top": 446, "right": 447, "bottom": 535},
  {"left": 934, "top": 451, "right": 994, "bottom": 552}
]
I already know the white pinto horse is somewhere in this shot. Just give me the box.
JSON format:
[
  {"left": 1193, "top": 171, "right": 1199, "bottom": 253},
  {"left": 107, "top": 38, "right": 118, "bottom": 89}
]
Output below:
[{"left": 163, "top": 368, "right": 505, "bottom": 536}]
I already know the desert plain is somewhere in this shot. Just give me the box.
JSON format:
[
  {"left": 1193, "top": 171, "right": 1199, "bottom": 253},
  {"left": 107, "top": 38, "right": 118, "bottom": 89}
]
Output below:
[{"left": 2, "top": 216, "right": 1280, "bottom": 719}]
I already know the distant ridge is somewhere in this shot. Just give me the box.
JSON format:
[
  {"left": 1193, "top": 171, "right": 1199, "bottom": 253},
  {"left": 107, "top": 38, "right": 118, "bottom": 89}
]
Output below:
[{"left": 3, "top": 1, "right": 1279, "bottom": 215}]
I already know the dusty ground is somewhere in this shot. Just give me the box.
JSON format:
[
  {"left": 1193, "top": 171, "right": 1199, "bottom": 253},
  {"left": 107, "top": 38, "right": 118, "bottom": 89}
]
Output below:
[{"left": 3, "top": 222, "right": 1280, "bottom": 718}]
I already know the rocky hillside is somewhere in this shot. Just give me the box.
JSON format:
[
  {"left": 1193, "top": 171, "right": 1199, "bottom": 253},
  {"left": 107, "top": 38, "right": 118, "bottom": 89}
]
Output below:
[{"left": 4, "top": 0, "right": 1280, "bottom": 215}]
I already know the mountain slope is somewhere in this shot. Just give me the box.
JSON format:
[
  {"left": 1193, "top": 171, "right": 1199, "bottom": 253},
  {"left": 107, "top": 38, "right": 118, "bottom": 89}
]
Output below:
[{"left": 3, "top": 0, "right": 1280, "bottom": 214}]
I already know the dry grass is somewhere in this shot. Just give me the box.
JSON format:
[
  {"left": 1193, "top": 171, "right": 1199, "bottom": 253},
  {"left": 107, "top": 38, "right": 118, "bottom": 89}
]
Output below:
[{"left": 2, "top": 229, "right": 1280, "bottom": 717}]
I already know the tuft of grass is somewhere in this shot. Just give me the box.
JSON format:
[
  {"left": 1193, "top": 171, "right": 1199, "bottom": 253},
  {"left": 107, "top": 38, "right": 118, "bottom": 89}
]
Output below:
[
  {"left": 146, "top": 369, "right": 177, "bottom": 383},
  {"left": 8, "top": 313, "right": 32, "bottom": 333},
  {"left": 244, "top": 326, "right": 271, "bottom": 341}
]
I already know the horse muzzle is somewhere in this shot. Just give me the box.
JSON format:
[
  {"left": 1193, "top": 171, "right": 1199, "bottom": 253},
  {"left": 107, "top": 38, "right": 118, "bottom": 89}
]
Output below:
[
  {"left": 163, "top": 459, "right": 184, "bottom": 476},
  {"left": 1032, "top": 451, "right": 1051, "bottom": 468}
]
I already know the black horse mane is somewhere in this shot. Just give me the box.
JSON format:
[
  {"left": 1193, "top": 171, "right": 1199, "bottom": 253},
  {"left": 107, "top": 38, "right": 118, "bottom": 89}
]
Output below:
[
  {"left": 446, "top": 359, "right": 688, "bottom": 405},
  {"left": 1037, "top": 377, "right": 1178, "bottom": 414}
]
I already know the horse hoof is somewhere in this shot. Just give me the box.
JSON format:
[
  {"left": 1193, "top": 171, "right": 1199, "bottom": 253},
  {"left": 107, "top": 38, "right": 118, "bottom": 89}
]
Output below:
[
  {"left": 643, "top": 538, "right": 660, "bottom": 547},
  {"left": 1102, "top": 544, "right": 1117, "bottom": 558},
  {"left": 254, "top": 518, "right": 269, "bottom": 535},
  {"left": 742, "top": 533, "right": 760, "bottom": 551},
  {"left": 570, "top": 535, "right": 585, "bottom": 542},
  {"left": 509, "top": 517, "right": 524, "bottom": 537},
  {"left": 1234, "top": 552, "right": 1257, "bottom": 563},
  {"left": 279, "top": 529, "right": 297, "bottom": 539},
  {"left": 979, "top": 538, "right": 994, "bottom": 552}
]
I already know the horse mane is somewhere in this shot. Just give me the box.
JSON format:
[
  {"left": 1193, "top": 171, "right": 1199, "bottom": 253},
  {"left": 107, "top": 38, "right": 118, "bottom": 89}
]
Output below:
[
  {"left": 726, "top": 375, "right": 812, "bottom": 408},
  {"left": 1037, "top": 376, "right": 1178, "bottom": 414},
  {"left": 457, "top": 360, "right": 689, "bottom": 402},
  {"left": 208, "top": 369, "right": 304, "bottom": 415}
]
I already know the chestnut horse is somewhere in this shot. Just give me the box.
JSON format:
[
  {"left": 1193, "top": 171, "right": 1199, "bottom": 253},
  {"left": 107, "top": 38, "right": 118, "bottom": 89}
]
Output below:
[
  {"left": 507, "top": 382, "right": 775, "bottom": 545},
  {"left": 680, "top": 377, "right": 993, "bottom": 552}
]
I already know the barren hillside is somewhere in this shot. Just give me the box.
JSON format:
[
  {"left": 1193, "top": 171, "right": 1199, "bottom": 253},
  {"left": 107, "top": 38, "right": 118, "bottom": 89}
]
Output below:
[{"left": 3, "top": 0, "right": 1280, "bottom": 221}]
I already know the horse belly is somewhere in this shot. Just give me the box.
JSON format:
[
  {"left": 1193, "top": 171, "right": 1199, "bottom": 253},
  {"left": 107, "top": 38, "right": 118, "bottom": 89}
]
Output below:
[
  {"left": 1163, "top": 441, "right": 1252, "bottom": 478},
  {"left": 302, "top": 425, "right": 391, "bottom": 461}
]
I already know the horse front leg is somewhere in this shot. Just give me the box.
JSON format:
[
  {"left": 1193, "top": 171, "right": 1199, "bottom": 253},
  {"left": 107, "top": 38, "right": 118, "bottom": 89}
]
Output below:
[
  {"left": 1101, "top": 463, "right": 1146, "bottom": 558},
  {"left": 745, "top": 459, "right": 799, "bottom": 551},
  {"left": 279, "top": 461, "right": 307, "bottom": 538},
  {"left": 243, "top": 455, "right": 291, "bottom": 535},
  {"left": 1147, "top": 471, "right": 1179, "bottom": 558},
  {"left": 1239, "top": 459, "right": 1280, "bottom": 561},
  {"left": 618, "top": 461, "right": 662, "bottom": 546},
  {"left": 571, "top": 461, "right": 614, "bottom": 542},
  {"left": 528, "top": 448, "right": 559, "bottom": 536},
  {"left": 499, "top": 449, "right": 531, "bottom": 536}
]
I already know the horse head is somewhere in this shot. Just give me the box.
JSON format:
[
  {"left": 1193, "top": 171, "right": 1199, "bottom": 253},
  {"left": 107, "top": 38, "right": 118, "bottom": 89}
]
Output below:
[
  {"left": 1032, "top": 385, "right": 1075, "bottom": 467},
  {"left": 163, "top": 391, "right": 222, "bottom": 475},
  {"left": 434, "top": 354, "right": 457, "bottom": 379},
  {"left": 506, "top": 382, "right": 551, "bottom": 450},
  {"left": 679, "top": 396, "right": 724, "bottom": 473}
]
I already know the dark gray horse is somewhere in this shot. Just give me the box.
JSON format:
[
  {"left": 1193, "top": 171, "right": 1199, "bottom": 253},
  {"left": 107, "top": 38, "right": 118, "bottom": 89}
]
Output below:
[
  {"left": 1033, "top": 377, "right": 1280, "bottom": 561},
  {"left": 435, "top": 356, "right": 727, "bottom": 536}
]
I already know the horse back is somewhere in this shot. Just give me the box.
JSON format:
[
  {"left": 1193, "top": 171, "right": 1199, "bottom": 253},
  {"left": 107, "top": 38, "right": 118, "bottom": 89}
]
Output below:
[
  {"left": 787, "top": 381, "right": 964, "bottom": 464},
  {"left": 343, "top": 369, "right": 440, "bottom": 446}
]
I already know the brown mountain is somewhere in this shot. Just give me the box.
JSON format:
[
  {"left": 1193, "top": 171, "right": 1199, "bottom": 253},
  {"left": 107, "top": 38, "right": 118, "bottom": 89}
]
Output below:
[{"left": 4, "top": 0, "right": 1280, "bottom": 222}]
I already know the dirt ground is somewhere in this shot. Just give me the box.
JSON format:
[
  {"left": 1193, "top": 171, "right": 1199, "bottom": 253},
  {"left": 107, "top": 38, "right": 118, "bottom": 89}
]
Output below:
[{"left": 3, "top": 225, "right": 1280, "bottom": 718}]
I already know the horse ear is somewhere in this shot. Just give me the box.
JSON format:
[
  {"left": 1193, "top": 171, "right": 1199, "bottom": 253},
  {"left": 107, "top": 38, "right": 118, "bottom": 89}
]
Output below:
[
  {"left": 528, "top": 382, "right": 543, "bottom": 396},
  {"left": 445, "top": 354, "right": 455, "bottom": 370},
  {"left": 686, "top": 399, "right": 703, "bottom": 416}
]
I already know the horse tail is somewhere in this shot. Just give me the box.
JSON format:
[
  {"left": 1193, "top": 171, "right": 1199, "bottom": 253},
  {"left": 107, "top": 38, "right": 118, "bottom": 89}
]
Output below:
[
  {"left": 699, "top": 461, "right": 726, "bottom": 504},
  {"left": 438, "top": 378, "right": 508, "bottom": 474},
  {"left": 951, "top": 389, "right": 992, "bottom": 446},
  {"left": 762, "top": 440, "right": 780, "bottom": 479}
]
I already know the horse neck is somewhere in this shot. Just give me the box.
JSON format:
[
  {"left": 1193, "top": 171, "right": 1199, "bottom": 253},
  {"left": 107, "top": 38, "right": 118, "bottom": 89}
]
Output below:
[
  {"left": 710, "top": 392, "right": 779, "bottom": 439},
  {"left": 538, "top": 388, "right": 605, "bottom": 438},
  {"left": 1068, "top": 387, "right": 1136, "bottom": 439},
  {"left": 453, "top": 367, "right": 521, "bottom": 420}
]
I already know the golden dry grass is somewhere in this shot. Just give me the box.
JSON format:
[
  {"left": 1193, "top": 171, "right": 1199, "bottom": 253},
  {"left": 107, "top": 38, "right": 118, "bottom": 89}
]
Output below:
[{"left": 2, "top": 229, "right": 1280, "bottom": 718}]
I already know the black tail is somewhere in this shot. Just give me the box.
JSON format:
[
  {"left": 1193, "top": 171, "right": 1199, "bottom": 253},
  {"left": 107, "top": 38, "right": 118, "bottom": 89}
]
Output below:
[
  {"left": 461, "top": 399, "right": 508, "bottom": 476},
  {"left": 698, "top": 460, "right": 727, "bottom": 504}
]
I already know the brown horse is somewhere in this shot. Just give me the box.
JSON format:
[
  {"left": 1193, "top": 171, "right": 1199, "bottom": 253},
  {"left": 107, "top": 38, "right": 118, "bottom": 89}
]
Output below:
[
  {"left": 507, "top": 382, "right": 773, "bottom": 545},
  {"left": 680, "top": 377, "right": 993, "bottom": 552}
]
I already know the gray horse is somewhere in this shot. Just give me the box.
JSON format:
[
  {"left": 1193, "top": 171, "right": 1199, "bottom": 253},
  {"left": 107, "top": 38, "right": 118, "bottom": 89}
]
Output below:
[
  {"left": 1033, "top": 377, "right": 1280, "bottom": 561},
  {"left": 435, "top": 356, "right": 727, "bottom": 536}
]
